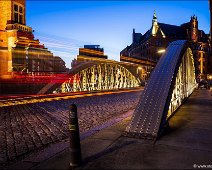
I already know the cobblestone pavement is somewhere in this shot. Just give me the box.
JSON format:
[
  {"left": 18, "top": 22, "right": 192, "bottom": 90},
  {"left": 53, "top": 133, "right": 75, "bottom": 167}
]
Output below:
[{"left": 0, "top": 90, "right": 142, "bottom": 165}]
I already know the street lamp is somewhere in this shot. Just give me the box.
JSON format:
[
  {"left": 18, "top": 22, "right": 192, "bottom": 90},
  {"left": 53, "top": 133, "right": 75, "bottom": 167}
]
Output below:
[
  {"left": 157, "top": 49, "right": 166, "bottom": 54},
  {"left": 25, "top": 43, "right": 31, "bottom": 74},
  {"left": 137, "top": 66, "right": 142, "bottom": 74},
  {"left": 137, "top": 66, "right": 143, "bottom": 83}
]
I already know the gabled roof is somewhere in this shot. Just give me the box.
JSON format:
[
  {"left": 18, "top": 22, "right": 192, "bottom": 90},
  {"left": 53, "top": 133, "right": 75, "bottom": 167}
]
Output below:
[
  {"left": 158, "top": 23, "right": 184, "bottom": 38},
  {"left": 139, "top": 22, "right": 185, "bottom": 43},
  {"left": 140, "top": 29, "right": 151, "bottom": 42}
]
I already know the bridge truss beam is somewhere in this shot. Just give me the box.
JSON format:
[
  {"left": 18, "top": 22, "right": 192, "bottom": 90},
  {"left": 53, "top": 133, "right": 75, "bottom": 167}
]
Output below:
[
  {"left": 54, "top": 63, "right": 140, "bottom": 93},
  {"left": 124, "top": 40, "right": 197, "bottom": 140}
]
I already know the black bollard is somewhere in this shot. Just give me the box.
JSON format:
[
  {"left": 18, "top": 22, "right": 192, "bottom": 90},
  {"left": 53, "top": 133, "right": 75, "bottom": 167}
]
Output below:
[{"left": 69, "top": 104, "right": 82, "bottom": 167}]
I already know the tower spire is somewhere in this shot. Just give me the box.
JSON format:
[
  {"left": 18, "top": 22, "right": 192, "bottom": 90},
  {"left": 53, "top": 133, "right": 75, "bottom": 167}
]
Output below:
[
  {"left": 153, "top": 10, "right": 157, "bottom": 20},
  {"left": 132, "top": 28, "right": 135, "bottom": 43},
  {"left": 152, "top": 10, "right": 158, "bottom": 25},
  {"left": 152, "top": 10, "right": 158, "bottom": 36}
]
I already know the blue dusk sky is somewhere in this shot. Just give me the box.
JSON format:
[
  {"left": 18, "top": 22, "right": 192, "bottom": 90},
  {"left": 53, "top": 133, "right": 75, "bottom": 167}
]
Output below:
[{"left": 26, "top": 1, "right": 210, "bottom": 68}]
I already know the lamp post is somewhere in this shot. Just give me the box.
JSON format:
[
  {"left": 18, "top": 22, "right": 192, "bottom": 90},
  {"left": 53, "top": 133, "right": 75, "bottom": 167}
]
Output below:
[
  {"left": 137, "top": 66, "right": 142, "bottom": 73},
  {"left": 36, "top": 52, "right": 40, "bottom": 76},
  {"left": 25, "top": 43, "right": 31, "bottom": 74},
  {"left": 137, "top": 66, "right": 142, "bottom": 78},
  {"left": 137, "top": 66, "right": 143, "bottom": 85},
  {"left": 11, "top": 40, "right": 19, "bottom": 74}
]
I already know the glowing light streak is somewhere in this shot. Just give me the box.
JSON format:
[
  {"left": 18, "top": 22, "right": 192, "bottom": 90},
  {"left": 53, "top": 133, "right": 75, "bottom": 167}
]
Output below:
[{"left": 0, "top": 88, "right": 143, "bottom": 107}]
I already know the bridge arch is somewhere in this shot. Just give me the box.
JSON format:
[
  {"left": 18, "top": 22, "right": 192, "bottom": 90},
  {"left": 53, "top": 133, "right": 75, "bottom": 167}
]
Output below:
[
  {"left": 124, "top": 40, "right": 197, "bottom": 140},
  {"left": 38, "top": 61, "right": 140, "bottom": 94}
]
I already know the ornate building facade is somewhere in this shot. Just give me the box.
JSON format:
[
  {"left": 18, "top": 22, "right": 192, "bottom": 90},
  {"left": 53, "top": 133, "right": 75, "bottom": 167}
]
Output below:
[
  {"left": 0, "top": 0, "right": 66, "bottom": 79},
  {"left": 120, "top": 12, "right": 211, "bottom": 80}
]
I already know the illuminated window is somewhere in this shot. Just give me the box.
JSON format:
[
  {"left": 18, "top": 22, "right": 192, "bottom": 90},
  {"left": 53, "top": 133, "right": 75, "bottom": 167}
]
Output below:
[{"left": 13, "top": 3, "right": 24, "bottom": 24}]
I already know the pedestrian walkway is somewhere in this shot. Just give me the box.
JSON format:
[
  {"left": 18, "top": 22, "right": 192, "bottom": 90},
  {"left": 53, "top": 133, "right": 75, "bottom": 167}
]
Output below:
[{"left": 6, "top": 89, "right": 212, "bottom": 169}]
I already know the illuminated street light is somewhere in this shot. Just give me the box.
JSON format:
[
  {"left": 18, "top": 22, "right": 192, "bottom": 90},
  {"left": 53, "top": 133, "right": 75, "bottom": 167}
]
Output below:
[
  {"left": 157, "top": 49, "right": 166, "bottom": 54},
  {"left": 25, "top": 43, "right": 31, "bottom": 74},
  {"left": 137, "top": 66, "right": 142, "bottom": 75}
]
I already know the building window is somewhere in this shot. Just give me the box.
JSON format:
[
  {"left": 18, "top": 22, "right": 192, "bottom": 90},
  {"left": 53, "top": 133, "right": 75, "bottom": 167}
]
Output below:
[
  {"left": 14, "top": 3, "right": 24, "bottom": 24},
  {"left": 155, "top": 40, "right": 162, "bottom": 47}
]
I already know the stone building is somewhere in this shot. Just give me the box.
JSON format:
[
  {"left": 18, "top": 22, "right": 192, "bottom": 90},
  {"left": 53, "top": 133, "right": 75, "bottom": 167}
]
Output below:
[
  {"left": 71, "top": 45, "right": 108, "bottom": 68},
  {"left": 0, "top": 0, "right": 66, "bottom": 78},
  {"left": 120, "top": 12, "right": 211, "bottom": 80},
  {"left": 78, "top": 45, "right": 108, "bottom": 60},
  {"left": 53, "top": 56, "right": 66, "bottom": 73}
]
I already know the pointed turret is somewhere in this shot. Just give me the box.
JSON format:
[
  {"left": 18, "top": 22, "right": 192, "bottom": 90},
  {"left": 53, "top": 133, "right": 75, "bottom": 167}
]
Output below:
[
  {"left": 132, "top": 28, "right": 135, "bottom": 43},
  {"left": 152, "top": 10, "right": 158, "bottom": 25},
  {"left": 152, "top": 11, "right": 159, "bottom": 36},
  {"left": 190, "top": 15, "right": 198, "bottom": 42},
  {"left": 132, "top": 28, "right": 142, "bottom": 44}
]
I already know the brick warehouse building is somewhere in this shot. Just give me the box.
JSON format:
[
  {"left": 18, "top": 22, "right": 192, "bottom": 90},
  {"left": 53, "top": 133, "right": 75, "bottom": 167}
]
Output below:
[
  {"left": 0, "top": 0, "right": 66, "bottom": 79},
  {"left": 120, "top": 12, "right": 211, "bottom": 81},
  {"left": 71, "top": 45, "right": 108, "bottom": 68},
  {"left": 0, "top": 0, "right": 67, "bottom": 94}
]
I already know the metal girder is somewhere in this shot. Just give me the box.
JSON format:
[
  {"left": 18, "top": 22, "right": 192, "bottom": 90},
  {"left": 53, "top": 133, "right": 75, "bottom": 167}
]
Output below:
[
  {"left": 124, "top": 40, "right": 197, "bottom": 140},
  {"left": 54, "top": 63, "right": 140, "bottom": 93}
]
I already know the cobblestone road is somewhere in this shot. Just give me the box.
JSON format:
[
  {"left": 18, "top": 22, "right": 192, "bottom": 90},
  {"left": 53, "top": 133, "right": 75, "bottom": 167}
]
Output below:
[{"left": 0, "top": 90, "right": 142, "bottom": 165}]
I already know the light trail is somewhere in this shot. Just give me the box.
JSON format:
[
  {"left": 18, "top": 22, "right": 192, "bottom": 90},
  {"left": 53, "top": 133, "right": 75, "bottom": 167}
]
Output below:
[{"left": 0, "top": 88, "right": 143, "bottom": 107}]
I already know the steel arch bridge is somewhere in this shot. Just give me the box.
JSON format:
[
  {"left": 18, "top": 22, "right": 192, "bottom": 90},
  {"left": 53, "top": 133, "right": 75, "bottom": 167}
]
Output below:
[
  {"left": 38, "top": 61, "right": 140, "bottom": 94},
  {"left": 124, "top": 40, "right": 197, "bottom": 140}
]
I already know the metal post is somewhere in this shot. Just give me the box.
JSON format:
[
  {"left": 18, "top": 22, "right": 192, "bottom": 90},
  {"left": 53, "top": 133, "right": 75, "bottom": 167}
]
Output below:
[
  {"left": 25, "top": 43, "right": 31, "bottom": 74},
  {"left": 69, "top": 104, "right": 82, "bottom": 167}
]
